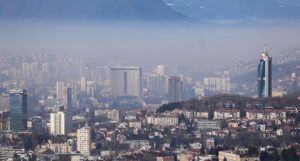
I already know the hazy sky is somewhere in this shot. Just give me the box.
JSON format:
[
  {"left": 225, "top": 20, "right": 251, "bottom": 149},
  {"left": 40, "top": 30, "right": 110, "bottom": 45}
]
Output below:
[{"left": 0, "top": 21, "right": 300, "bottom": 71}]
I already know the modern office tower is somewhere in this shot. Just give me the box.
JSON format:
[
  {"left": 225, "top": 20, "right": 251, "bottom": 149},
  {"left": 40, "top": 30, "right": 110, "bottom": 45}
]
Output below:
[
  {"left": 203, "top": 77, "right": 231, "bottom": 93},
  {"left": 155, "top": 65, "right": 168, "bottom": 76},
  {"left": 258, "top": 49, "right": 272, "bottom": 97},
  {"left": 50, "top": 110, "right": 72, "bottom": 135},
  {"left": 77, "top": 125, "right": 91, "bottom": 156},
  {"left": 8, "top": 89, "right": 27, "bottom": 131},
  {"left": 168, "top": 76, "right": 183, "bottom": 103},
  {"left": 110, "top": 67, "right": 142, "bottom": 97},
  {"left": 80, "top": 76, "right": 87, "bottom": 93}
]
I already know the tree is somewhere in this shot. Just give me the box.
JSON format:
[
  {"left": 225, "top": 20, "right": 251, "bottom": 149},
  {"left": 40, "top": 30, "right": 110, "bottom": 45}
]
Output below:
[
  {"left": 260, "top": 151, "right": 269, "bottom": 161},
  {"left": 281, "top": 148, "right": 299, "bottom": 161}
]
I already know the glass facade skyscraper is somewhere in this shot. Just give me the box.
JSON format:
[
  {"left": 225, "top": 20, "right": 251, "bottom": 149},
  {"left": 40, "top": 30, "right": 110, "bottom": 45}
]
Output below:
[
  {"left": 8, "top": 89, "right": 27, "bottom": 131},
  {"left": 258, "top": 51, "right": 272, "bottom": 97}
]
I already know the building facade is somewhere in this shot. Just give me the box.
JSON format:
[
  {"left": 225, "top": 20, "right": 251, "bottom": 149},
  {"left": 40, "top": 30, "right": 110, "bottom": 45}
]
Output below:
[
  {"left": 50, "top": 111, "right": 72, "bottom": 135},
  {"left": 168, "top": 76, "right": 183, "bottom": 103},
  {"left": 110, "top": 67, "right": 142, "bottom": 97},
  {"left": 8, "top": 89, "right": 27, "bottom": 131},
  {"left": 77, "top": 125, "right": 91, "bottom": 156},
  {"left": 258, "top": 50, "right": 272, "bottom": 97}
]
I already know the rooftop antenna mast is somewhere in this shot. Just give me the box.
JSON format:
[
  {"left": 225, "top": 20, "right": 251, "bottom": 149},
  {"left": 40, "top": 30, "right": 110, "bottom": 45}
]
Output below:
[{"left": 263, "top": 41, "right": 267, "bottom": 53}]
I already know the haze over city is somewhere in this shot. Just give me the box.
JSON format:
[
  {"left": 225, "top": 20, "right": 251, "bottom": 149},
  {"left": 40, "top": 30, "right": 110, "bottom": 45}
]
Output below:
[{"left": 0, "top": 0, "right": 299, "bottom": 161}]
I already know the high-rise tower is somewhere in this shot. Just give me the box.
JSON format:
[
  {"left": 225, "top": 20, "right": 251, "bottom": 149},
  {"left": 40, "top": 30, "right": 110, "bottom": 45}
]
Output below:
[
  {"left": 110, "top": 67, "right": 142, "bottom": 97},
  {"left": 168, "top": 76, "right": 183, "bottom": 103},
  {"left": 258, "top": 48, "right": 272, "bottom": 97},
  {"left": 8, "top": 89, "right": 27, "bottom": 131},
  {"left": 77, "top": 125, "right": 91, "bottom": 156}
]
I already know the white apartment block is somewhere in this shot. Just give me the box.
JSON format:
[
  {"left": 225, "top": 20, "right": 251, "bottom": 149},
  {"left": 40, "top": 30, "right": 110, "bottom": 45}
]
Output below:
[
  {"left": 77, "top": 125, "right": 91, "bottom": 156},
  {"left": 214, "top": 109, "right": 240, "bottom": 120},
  {"left": 50, "top": 111, "right": 72, "bottom": 135},
  {"left": 94, "top": 109, "right": 120, "bottom": 122},
  {"left": 146, "top": 115, "right": 178, "bottom": 126},
  {"left": 219, "top": 151, "right": 259, "bottom": 161},
  {"left": 129, "top": 120, "right": 142, "bottom": 129},
  {"left": 246, "top": 109, "right": 286, "bottom": 120}
]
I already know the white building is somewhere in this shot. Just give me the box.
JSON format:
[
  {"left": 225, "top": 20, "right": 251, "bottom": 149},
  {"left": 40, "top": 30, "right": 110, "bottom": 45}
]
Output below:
[
  {"left": 56, "top": 80, "right": 75, "bottom": 109},
  {"left": 80, "top": 76, "right": 87, "bottom": 93},
  {"left": 77, "top": 125, "right": 91, "bottom": 156},
  {"left": 50, "top": 111, "right": 72, "bottom": 136},
  {"left": 110, "top": 67, "right": 142, "bottom": 97},
  {"left": 246, "top": 109, "right": 286, "bottom": 120},
  {"left": 94, "top": 109, "right": 120, "bottom": 122},
  {"left": 129, "top": 120, "right": 142, "bottom": 129},
  {"left": 214, "top": 109, "right": 240, "bottom": 120},
  {"left": 203, "top": 77, "right": 231, "bottom": 93},
  {"left": 146, "top": 115, "right": 178, "bottom": 126},
  {"left": 155, "top": 65, "right": 168, "bottom": 76},
  {"left": 219, "top": 151, "right": 260, "bottom": 161}
]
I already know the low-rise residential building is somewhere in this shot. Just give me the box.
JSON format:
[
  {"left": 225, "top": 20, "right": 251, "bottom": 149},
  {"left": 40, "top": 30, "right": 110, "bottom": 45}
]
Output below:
[
  {"left": 197, "top": 120, "right": 222, "bottom": 130},
  {"left": 146, "top": 115, "right": 178, "bottom": 126},
  {"left": 246, "top": 109, "right": 286, "bottom": 120},
  {"left": 214, "top": 109, "right": 240, "bottom": 120},
  {"left": 43, "top": 143, "right": 74, "bottom": 153},
  {"left": 94, "top": 109, "right": 120, "bottom": 122},
  {"left": 128, "top": 120, "right": 142, "bottom": 129},
  {"left": 218, "top": 151, "right": 260, "bottom": 161}
]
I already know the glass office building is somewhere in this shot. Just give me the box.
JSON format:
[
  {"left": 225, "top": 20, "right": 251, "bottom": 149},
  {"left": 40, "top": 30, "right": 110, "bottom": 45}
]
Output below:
[
  {"left": 9, "top": 89, "right": 27, "bottom": 131},
  {"left": 258, "top": 52, "right": 272, "bottom": 97}
]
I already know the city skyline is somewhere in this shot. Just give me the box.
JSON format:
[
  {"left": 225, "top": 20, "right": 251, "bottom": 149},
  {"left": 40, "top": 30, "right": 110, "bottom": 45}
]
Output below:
[{"left": 0, "top": 0, "right": 299, "bottom": 160}]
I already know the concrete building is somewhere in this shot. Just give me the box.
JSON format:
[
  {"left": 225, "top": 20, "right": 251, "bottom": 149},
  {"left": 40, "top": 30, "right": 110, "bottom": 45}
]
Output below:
[
  {"left": 8, "top": 89, "right": 27, "bottom": 131},
  {"left": 168, "top": 76, "right": 183, "bottom": 103},
  {"left": 50, "top": 110, "right": 72, "bottom": 135},
  {"left": 77, "top": 125, "right": 91, "bottom": 156},
  {"left": 155, "top": 65, "right": 168, "bottom": 76},
  {"left": 203, "top": 77, "right": 231, "bottom": 93},
  {"left": 197, "top": 120, "right": 222, "bottom": 130},
  {"left": 219, "top": 151, "right": 260, "bottom": 161},
  {"left": 128, "top": 120, "right": 142, "bottom": 129},
  {"left": 214, "top": 109, "right": 240, "bottom": 120},
  {"left": 110, "top": 67, "right": 142, "bottom": 97},
  {"left": 146, "top": 115, "right": 178, "bottom": 126},
  {"left": 94, "top": 109, "right": 120, "bottom": 122},
  {"left": 258, "top": 49, "right": 272, "bottom": 97}
]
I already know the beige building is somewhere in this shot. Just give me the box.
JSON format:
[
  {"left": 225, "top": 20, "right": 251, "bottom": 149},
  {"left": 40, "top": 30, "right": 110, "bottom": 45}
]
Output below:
[
  {"left": 77, "top": 125, "right": 91, "bottom": 156},
  {"left": 219, "top": 151, "right": 260, "bottom": 161},
  {"left": 214, "top": 109, "right": 240, "bottom": 120},
  {"left": 94, "top": 109, "right": 120, "bottom": 122},
  {"left": 110, "top": 67, "right": 142, "bottom": 98},
  {"left": 44, "top": 143, "right": 74, "bottom": 153},
  {"left": 129, "top": 120, "right": 142, "bottom": 129},
  {"left": 246, "top": 109, "right": 286, "bottom": 120}
]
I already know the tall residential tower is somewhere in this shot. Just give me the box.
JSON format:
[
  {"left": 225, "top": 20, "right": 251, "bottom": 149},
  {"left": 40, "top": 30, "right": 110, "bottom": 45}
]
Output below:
[
  {"left": 110, "top": 67, "right": 142, "bottom": 98},
  {"left": 168, "top": 76, "right": 183, "bottom": 103}
]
